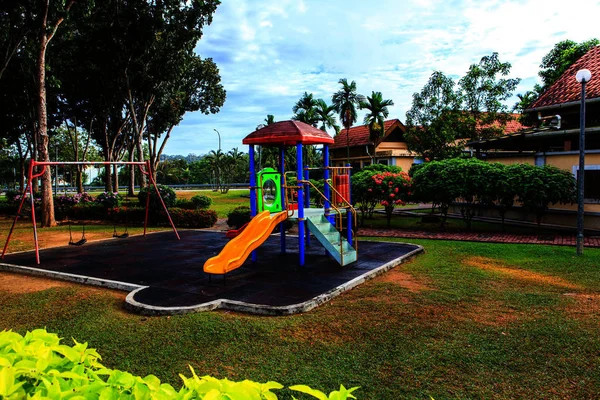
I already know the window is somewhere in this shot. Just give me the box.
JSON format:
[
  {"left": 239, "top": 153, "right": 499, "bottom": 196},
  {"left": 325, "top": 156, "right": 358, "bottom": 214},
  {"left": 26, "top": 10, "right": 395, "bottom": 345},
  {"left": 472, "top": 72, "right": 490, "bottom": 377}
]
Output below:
[
  {"left": 377, "top": 159, "right": 389, "bottom": 166},
  {"left": 573, "top": 165, "right": 600, "bottom": 203}
]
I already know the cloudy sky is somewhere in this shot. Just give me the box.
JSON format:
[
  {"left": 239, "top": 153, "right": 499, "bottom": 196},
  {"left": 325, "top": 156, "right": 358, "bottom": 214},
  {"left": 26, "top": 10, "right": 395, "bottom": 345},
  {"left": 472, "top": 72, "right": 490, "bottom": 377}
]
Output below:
[{"left": 163, "top": 0, "right": 600, "bottom": 156}]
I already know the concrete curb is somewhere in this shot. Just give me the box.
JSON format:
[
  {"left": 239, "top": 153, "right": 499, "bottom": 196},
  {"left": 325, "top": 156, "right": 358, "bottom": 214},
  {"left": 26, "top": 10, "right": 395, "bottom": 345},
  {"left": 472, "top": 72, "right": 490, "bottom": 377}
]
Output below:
[{"left": 0, "top": 262, "right": 142, "bottom": 292}]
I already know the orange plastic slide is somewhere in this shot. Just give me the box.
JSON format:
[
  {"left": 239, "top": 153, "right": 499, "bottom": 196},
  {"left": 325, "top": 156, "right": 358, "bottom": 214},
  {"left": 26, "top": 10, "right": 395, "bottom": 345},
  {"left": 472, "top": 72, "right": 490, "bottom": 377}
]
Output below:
[{"left": 203, "top": 210, "right": 288, "bottom": 275}]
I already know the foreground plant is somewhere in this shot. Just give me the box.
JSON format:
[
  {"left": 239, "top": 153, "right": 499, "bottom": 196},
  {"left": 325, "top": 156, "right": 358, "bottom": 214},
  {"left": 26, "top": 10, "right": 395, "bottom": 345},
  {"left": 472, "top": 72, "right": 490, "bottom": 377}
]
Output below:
[{"left": 0, "top": 329, "right": 359, "bottom": 399}]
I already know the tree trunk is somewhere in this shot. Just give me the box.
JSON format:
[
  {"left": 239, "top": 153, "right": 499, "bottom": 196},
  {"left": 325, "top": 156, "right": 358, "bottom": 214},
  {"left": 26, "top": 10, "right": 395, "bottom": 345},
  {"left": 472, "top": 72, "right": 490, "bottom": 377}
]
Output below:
[
  {"left": 76, "top": 166, "right": 83, "bottom": 193},
  {"left": 128, "top": 149, "right": 135, "bottom": 197},
  {"left": 136, "top": 135, "right": 146, "bottom": 188},
  {"left": 36, "top": 20, "right": 55, "bottom": 227},
  {"left": 112, "top": 164, "right": 118, "bottom": 193}
]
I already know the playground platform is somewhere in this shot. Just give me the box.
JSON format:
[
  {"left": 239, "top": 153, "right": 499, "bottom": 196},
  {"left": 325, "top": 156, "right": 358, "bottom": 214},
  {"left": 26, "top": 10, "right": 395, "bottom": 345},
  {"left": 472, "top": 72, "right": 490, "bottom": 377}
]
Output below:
[{"left": 0, "top": 230, "right": 421, "bottom": 316}]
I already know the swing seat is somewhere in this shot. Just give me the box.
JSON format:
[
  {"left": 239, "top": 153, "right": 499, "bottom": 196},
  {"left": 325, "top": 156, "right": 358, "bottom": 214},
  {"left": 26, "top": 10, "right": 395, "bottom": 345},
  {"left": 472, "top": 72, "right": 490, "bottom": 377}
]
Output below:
[
  {"left": 113, "top": 233, "right": 129, "bottom": 239},
  {"left": 69, "top": 238, "right": 87, "bottom": 246}
]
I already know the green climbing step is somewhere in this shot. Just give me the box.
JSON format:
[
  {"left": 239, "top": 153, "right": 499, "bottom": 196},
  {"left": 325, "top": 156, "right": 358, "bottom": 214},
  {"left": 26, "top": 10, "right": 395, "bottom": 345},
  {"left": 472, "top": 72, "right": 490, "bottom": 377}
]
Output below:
[{"left": 306, "top": 214, "right": 357, "bottom": 266}]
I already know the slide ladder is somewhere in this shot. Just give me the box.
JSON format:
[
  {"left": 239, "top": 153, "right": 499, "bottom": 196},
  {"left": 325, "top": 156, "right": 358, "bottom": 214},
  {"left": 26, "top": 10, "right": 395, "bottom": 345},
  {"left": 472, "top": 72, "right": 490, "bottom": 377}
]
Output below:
[
  {"left": 204, "top": 210, "right": 288, "bottom": 275},
  {"left": 306, "top": 214, "right": 357, "bottom": 266}
]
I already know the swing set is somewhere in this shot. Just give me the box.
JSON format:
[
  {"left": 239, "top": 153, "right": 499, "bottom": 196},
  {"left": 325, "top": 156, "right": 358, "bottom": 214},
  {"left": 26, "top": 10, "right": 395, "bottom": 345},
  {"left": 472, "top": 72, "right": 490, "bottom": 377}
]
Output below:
[{"left": 1, "top": 160, "right": 180, "bottom": 265}]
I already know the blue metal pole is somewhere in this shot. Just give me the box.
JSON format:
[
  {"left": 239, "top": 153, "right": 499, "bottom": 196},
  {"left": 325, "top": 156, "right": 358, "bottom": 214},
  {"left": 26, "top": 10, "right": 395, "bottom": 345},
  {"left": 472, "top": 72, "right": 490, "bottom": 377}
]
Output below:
[
  {"left": 249, "top": 145, "right": 258, "bottom": 262},
  {"left": 346, "top": 163, "right": 352, "bottom": 245},
  {"left": 297, "top": 143, "right": 305, "bottom": 266},
  {"left": 280, "top": 145, "right": 286, "bottom": 254}
]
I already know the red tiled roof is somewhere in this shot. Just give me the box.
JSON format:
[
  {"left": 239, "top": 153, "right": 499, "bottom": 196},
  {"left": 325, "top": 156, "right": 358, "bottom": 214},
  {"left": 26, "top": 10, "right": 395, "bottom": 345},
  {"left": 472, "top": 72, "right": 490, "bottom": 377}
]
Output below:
[
  {"left": 529, "top": 46, "right": 600, "bottom": 109},
  {"left": 484, "top": 114, "right": 529, "bottom": 134},
  {"left": 242, "top": 120, "right": 334, "bottom": 146},
  {"left": 330, "top": 119, "right": 404, "bottom": 149}
]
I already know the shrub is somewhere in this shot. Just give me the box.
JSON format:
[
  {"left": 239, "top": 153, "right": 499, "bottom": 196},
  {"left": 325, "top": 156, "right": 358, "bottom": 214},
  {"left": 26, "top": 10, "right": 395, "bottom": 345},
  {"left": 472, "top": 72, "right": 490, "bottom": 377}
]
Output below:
[
  {"left": 227, "top": 205, "right": 251, "bottom": 228},
  {"left": 68, "top": 203, "right": 108, "bottom": 220},
  {"left": 175, "top": 198, "right": 196, "bottom": 209},
  {"left": 371, "top": 170, "right": 411, "bottom": 227},
  {"left": 351, "top": 164, "right": 405, "bottom": 225},
  {"left": 4, "top": 189, "right": 19, "bottom": 202},
  {"left": 0, "top": 329, "right": 359, "bottom": 399},
  {"left": 109, "top": 206, "right": 147, "bottom": 225},
  {"left": 95, "top": 191, "right": 122, "bottom": 208},
  {"left": 511, "top": 164, "right": 576, "bottom": 227},
  {"left": 411, "top": 159, "right": 462, "bottom": 227},
  {"left": 191, "top": 194, "right": 212, "bottom": 209},
  {"left": 138, "top": 185, "right": 176, "bottom": 211},
  {"left": 168, "top": 208, "right": 217, "bottom": 228},
  {"left": 54, "top": 192, "right": 95, "bottom": 210}
]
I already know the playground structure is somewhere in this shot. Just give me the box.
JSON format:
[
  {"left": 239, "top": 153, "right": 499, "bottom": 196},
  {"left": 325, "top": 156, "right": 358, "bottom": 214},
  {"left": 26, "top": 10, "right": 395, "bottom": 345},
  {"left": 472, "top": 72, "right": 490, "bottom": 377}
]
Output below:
[
  {"left": 1, "top": 160, "right": 180, "bottom": 265},
  {"left": 203, "top": 120, "right": 358, "bottom": 275}
]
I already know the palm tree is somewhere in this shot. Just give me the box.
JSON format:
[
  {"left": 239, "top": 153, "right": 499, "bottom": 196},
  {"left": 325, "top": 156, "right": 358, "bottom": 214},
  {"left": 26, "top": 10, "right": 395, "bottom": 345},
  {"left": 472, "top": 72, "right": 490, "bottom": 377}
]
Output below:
[
  {"left": 255, "top": 115, "right": 276, "bottom": 170},
  {"left": 360, "top": 91, "right": 394, "bottom": 161},
  {"left": 292, "top": 92, "right": 318, "bottom": 126},
  {"left": 331, "top": 79, "right": 364, "bottom": 163},
  {"left": 205, "top": 149, "right": 224, "bottom": 191},
  {"left": 256, "top": 114, "right": 275, "bottom": 131},
  {"left": 314, "top": 99, "right": 340, "bottom": 134}
]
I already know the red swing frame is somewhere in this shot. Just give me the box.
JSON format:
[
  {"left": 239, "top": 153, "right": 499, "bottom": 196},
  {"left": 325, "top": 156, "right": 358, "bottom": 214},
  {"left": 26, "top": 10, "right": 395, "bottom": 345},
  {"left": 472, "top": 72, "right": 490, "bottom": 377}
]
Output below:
[{"left": 2, "top": 160, "right": 180, "bottom": 264}]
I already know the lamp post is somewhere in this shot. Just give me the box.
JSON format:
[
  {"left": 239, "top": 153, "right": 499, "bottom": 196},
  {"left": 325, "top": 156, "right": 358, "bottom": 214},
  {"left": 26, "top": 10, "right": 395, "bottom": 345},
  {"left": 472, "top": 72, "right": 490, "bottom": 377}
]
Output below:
[
  {"left": 213, "top": 128, "right": 221, "bottom": 152},
  {"left": 575, "top": 68, "right": 592, "bottom": 255}
]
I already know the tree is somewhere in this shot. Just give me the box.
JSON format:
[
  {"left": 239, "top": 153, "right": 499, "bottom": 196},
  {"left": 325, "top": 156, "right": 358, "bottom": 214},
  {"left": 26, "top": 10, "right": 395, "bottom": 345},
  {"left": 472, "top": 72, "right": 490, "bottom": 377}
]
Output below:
[
  {"left": 359, "top": 91, "right": 394, "bottom": 161},
  {"left": 35, "top": 0, "right": 77, "bottom": 227},
  {"left": 314, "top": 99, "right": 339, "bottom": 135},
  {"left": 256, "top": 114, "right": 275, "bottom": 130},
  {"left": 512, "top": 164, "right": 576, "bottom": 228},
  {"left": 514, "top": 38, "right": 599, "bottom": 112},
  {"left": 331, "top": 79, "right": 364, "bottom": 163},
  {"left": 458, "top": 53, "right": 520, "bottom": 142},
  {"left": 292, "top": 92, "right": 318, "bottom": 126},
  {"left": 405, "top": 71, "right": 464, "bottom": 161},
  {"left": 539, "top": 39, "right": 599, "bottom": 90},
  {"left": 0, "top": 2, "right": 33, "bottom": 81},
  {"left": 145, "top": 53, "right": 225, "bottom": 181}
]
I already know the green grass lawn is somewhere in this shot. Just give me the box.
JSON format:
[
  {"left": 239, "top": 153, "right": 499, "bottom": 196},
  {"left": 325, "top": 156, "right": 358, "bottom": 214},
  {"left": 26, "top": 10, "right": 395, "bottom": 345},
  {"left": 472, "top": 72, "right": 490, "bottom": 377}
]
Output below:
[
  {"left": 175, "top": 189, "right": 250, "bottom": 218},
  {"left": 1, "top": 237, "right": 599, "bottom": 399}
]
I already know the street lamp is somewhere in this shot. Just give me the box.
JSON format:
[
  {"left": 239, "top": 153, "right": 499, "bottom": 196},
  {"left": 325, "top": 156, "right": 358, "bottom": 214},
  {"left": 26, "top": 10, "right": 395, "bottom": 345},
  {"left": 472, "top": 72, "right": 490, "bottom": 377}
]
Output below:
[
  {"left": 213, "top": 128, "right": 221, "bottom": 152},
  {"left": 575, "top": 68, "right": 592, "bottom": 255}
]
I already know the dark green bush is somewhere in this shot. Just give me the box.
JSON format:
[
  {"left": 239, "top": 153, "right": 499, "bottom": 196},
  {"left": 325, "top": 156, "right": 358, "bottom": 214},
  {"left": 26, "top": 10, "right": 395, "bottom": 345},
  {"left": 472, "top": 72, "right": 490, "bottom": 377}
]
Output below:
[
  {"left": 168, "top": 208, "right": 217, "bottom": 228},
  {"left": 191, "top": 194, "right": 212, "bottom": 209},
  {"left": 174, "top": 198, "right": 196, "bottom": 209},
  {"left": 108, "top": 206, "right": 147, "bottom": 224},
  {"left": 138, "top": 185, "right": 176, "bottom": 211},
  {"left": 227, "top": 205, "right": 251, "bottom": 228},
  {"left": 4, "top": 189, "right": 19, "bottom": 202},
  {"left": 66, "top": 203, "right": 108, "bottom": 220}
]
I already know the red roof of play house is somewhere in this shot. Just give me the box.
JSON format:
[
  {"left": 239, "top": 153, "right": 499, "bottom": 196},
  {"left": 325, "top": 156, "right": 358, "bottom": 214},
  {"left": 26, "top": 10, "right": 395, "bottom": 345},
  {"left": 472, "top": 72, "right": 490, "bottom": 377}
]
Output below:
[
  {"left": 242, "top": 120, "right": 334, "bottom": 146},
  {"left": 529, "top": 46, "right": 600, "bottom": 109},
  {"left": 330, "top": 119, "right": 403, "bottom": 149}
]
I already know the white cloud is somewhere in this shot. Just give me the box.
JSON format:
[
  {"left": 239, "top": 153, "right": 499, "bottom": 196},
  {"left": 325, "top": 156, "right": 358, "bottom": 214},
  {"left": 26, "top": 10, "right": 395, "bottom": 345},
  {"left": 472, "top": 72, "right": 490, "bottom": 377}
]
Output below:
[{"left": 165, "top": 0, "right": 600, "bottom": 156}]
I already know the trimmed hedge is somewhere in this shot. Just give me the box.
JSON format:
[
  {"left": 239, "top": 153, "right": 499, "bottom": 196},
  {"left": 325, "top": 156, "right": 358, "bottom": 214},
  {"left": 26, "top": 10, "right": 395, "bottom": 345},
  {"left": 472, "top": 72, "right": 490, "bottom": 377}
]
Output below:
[
  {"left": 0, "top": 329, "right": 359, "bottom": 399},
  {"left": 169, "top": 208, "right": 217, "bottom": 228},
  {"left": 190, "top": 194, "right": 212, "bottom": 209},
  {"left": 227, "top": 206, "right": 251, "bottom": 229}
]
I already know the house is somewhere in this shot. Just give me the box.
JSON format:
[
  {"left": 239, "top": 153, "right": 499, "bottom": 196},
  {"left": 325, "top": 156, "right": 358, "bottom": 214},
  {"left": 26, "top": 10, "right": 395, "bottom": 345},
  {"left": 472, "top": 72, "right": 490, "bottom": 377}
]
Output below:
[
  {"left": 330, "top": 116, "right": 527, "bottom": 173},
  {"left": 330, "top": 119, "right": 415, "bottom": 172},
  {"left": 469, "top": 45, "right": 600, "bottom": 228}
]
